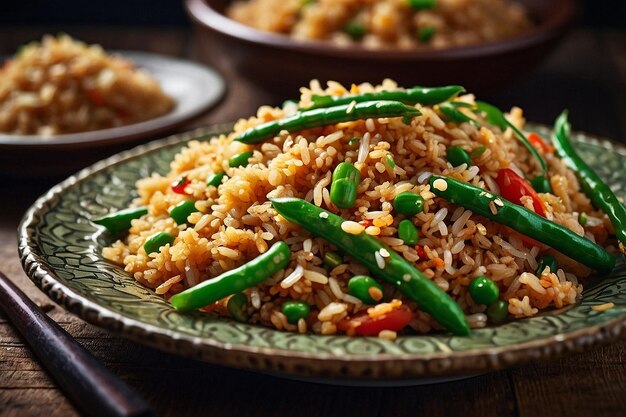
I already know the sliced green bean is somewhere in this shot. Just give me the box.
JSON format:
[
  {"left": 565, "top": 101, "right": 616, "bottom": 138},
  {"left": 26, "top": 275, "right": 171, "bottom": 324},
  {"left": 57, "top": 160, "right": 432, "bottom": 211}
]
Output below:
[
  {"left": 228, "top": 151, "right": 253, "bottom": 168},
  {"left": 438, "top": 102, "right": 480, "bottom": 128},
  {"left": 207, "top": 172, "right": 225, "bottom": 187},
  {"left": 144, "top": 232, "right": 175, "bottom": 255},
  {"left": 348, "top": 275, "right": 384, "bottom": 304},
  {"left": 428, "top": 175, "right": 615, "bottom": 272},
  {"left": 398, "top": 219, "right": 419, "bottom": 245},
  {"left": 235, "top": 101, "right": 420, "bottom": 144},
  {"left": 307, "top": 85, "right": 465, "bottom": 110},
  {"left": 169, "top": 200, "right": 197, "bottom": 225},
  {"left": 93, "top": 206, "right": 147, "bottom": 235},
  {"left": 553, "top": 110, "right": 626, "bottom": 248},
  {"left": 270, "top": 197, "right": 470, "bottom": 336},
  {"left": 447, "top": 146, "right": 471, "bottom": 167},
  {"left": 394, "top": 192, "right": 425, "bottom": 216},
  {"left": 323, "top": 251, "right": 343, "bottom": 269},
  {"left": 330, "top": 162, "right": 361, "bottom": 209},
  {"left": 282, "top": 301, "right": 310, "bottom": 324},
  {"left": 170, "top": 241, "right": 291, "bottom": 311}
]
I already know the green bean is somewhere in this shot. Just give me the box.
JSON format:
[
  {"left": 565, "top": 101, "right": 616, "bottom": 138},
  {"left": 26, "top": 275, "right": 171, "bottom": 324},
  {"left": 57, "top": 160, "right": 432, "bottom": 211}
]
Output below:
[
  {"left": 169, "top": 200, "right": 197, "bottom": 225},
  {"left": 323, "top": 251, "right": 343, "bottom": 269},
  {"left": 536, "top": 255, "right": 558, "bottom": 276},
  {"left": 468, "top": 276, "right": 499, "bottom": 305},
  {"left": 228, "top": 151, "right": 253, "bottom": 168},
  {"left": 307, "top": 85, "right": 465, "bottom": 110},
  {"left": 330, "top": 162, "right": 361, "bottom": 209},
  {"left": 235, "top": 101, "right": 420, "bottom": 143},
  {"left": 486, "top": 300, "right": 508, "bottom": 324},
  {"left": 428, "top": 175, "right": 615, "bottom": 272},
  {"left": 473, "top": 101, "right": 547, "bottom": 173},
  {"left": 398, "top": 219, "right": 419, "bottom": 245},
  {"left": 282, "top": 301, "right": 310, "bottom": 324},
  {"left": 530, "top": 175, "right": 552, "bottom": 193},
  {"left": 144, "top": 232, "right": 175, "bottom": 255},
  {"left": 393, "top": 192, "right": 425, "bottom": 216},
  {"left": 93, "top": 206, "right": 147, "bottom": 235},
  {"left": 447, "top": 146, "right": 471, "bottom": 167},
  {"left": 348, "top": 275, "right": 384, "bottom": 304},
  {"left": 227, "top": 293, "right": 249, "bottom": 322},
  {"left": 438, "top": 102, "right": 480, "bottom": 128},
  {"left": 170, "top": 241, "right": 291, "bottom": 311},
  {"left": 418, "top": 26, "right": 436, "bottom": 42},
  {"left": 207, "top": 172, "right": 225, "bottom": 187},
  {"left": 270, "top": 197, "right": 470, "bottom": 336},
  {"left": 553, "top": 110, "right": 626, "bottom": 249}
]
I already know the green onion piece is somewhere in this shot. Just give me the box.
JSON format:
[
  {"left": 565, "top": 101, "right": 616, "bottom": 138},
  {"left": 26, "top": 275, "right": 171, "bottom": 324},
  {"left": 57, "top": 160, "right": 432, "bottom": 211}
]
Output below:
[
  {"left": 393, "top": 192, "right": 425, "bottom": 215},
  {"left": 348, "top": 137, "right": 360, "bottom": 146},
  {"left": 470, "top": 146, "right": 486, "bottom": 158},
  {"left": 418, "top": 26, "right": 436, "bottom": 42},
  {"left": 323, "top": 251, "right": 343, "bottom": 269},
  {"left": 282, "top": 301, "right": 310, "bottom": 324},
  {"left": 207, "top": 172, "right": 225, "bottom": 187},
  {"left": 144, "top": 232, "right": 175, "bottom": 254},
  {"left": 407, "top": 0, "right": 436, "bottom": 10},
  {"left": 535, "top": 255, "right": 558, "bottom": 276},
  {"left": 447, "top": 146, "right": 471, "bottom": 167},
  {"left": 579, "top": 212, "right": 588, "bottom": 226},
  {"left": 385, "top": 154, "right": 396, "bottom": 168},
  {"left": 530, "top": 175, "right": 552, "bottom": 194},
  {"left": 398, "top": 219, "right": 419, "bottom": 245},
  {"left": 348, "top": 275, "right": 384, "bottom": 304},
  {"left": 228, "top": 152, "right": 253, "bottom": 168},
  {"left": 169, "top": 200, "right": 197, "bottom": 225}
]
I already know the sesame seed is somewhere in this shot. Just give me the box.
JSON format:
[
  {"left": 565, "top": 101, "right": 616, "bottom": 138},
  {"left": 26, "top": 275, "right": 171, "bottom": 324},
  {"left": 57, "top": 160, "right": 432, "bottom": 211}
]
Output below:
[
  {"left": 433, "top": 178, "right": 448, "bottom": 191},
  {"left": 379, "top": 248, "right": 390, "bottom": 258},
  {"left": 341, "top": 221, "right": 365, "bottom": 235},
  {"left": 319, "top": 212, "right": 329, "bottom": 219},
  {"left": 374, "top": 251, "right": 386, "bottom": 269}
]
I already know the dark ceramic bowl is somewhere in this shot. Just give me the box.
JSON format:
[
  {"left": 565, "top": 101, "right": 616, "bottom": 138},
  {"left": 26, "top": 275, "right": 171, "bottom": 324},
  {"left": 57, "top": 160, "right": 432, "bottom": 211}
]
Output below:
[{"left": 186, "top": 0, "right": 577, "bottom": 95}]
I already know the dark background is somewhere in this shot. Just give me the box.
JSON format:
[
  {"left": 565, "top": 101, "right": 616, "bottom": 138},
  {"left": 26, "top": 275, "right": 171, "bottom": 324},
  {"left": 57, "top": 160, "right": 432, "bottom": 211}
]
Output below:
[{"left": 2, "top": 0, "right": 625, "bottom": 27}]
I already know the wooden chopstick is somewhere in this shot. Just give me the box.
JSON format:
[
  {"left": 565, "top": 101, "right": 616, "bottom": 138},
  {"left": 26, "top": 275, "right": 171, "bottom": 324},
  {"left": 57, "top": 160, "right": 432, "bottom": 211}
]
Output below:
[{"left": 0, "top": 270, "right": 157, "bottom": 417}]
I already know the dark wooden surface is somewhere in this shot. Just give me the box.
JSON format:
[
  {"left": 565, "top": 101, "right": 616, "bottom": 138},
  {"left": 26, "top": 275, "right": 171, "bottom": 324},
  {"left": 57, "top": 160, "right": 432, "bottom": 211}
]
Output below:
[{"left": 1, "top": 26, "right": 626, "bottom": 417}]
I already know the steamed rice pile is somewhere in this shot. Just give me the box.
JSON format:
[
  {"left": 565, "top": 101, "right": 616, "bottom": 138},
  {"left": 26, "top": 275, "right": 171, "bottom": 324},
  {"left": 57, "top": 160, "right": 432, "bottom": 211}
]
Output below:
[
  {"left": 103, "top": 79, "right": 613, "bottom": 338},
  {"left": 0, "top": 35, "right": 174, "bottom": 135},
  {"left": 227, "top": 0, "right": 531, "bottom": 49}
]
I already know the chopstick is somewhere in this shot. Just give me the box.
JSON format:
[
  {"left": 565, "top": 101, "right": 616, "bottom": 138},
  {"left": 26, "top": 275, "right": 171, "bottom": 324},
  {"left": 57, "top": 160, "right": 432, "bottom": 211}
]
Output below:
[{"left": 0, "top": 270, "right": 157, "bottom": 417}]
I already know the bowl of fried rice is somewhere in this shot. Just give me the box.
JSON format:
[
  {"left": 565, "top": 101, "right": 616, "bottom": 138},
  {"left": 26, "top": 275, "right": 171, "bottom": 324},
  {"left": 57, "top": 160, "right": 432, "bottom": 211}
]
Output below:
[{"left": 186, "top": 0, "right": 577, "bottom": 93}]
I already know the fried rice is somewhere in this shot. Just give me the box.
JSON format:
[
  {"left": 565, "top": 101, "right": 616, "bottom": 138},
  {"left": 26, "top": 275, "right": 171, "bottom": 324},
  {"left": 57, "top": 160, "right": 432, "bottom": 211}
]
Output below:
[
  {"left": 227, "top": 0, "right": 532, "bottom": 49},
  {"left": 102, "top": 79, "right": 616, "bottom": 339},
  {"left": 0, "top": 35, "right": 174, "bottom": 135}
]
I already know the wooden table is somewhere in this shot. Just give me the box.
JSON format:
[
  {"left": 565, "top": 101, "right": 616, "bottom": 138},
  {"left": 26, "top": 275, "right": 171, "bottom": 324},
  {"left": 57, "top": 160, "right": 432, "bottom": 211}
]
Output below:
[{"left": 1, "top": 27, "right": 625, "bottom": 417}]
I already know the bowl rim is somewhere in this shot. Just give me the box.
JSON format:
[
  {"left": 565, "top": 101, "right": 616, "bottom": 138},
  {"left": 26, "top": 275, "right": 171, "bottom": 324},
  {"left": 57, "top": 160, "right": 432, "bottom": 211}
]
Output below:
[{"left": 185, "top": 0, "right": 578, "bottom": 61}]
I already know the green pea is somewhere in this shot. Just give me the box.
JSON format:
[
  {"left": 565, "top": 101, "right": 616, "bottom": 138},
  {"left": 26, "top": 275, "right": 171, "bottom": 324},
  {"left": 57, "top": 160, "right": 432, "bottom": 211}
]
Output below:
[
  {"left": 348, "top": 275, "right": 384, "bottom": 304},
  {"left": 344, "top": 21, "right": 366, "bottom": 40},
  {"left": 418, "top": 26, "right": 436, "bottom": 43},
  {"left": 323, "top": 251, "right": 343, "bottom": 269},
  {"left": 407, "top": 0, "right": 436, "bottom": 10},
  {"left": 398, "top": 219, "right": 419, "bottom": 246},
  {"left": 470, "top": 146, "right": 486, "bottom": 158},
  {"left": 227, "top": 293, "right": 249, "bottom": 322},
  {"left": 447, "top": 146, "right": 471, "bottom": 167},
  {"left": 536, "top": 255, "right": 558, "bottom": 275},
  {"left": 486, "top": 300, "right": 508, "bottom": 324},
  {"left": 330, "top": 162, "right": 361, "bottom": 209},
  {"left": 468, "top": 275, "right": 499, "bottom": 305},
  {"left": 170, "top": 200, "right": 197, "bottom": 225},
  {"left": 144, "top": 232, "right": 175, "bottom": 254},
  {"left": 579, "top": 212, "right": 588, "bottom": 226},
  {"left": 282, "top": 301, "right": 310, "bottom": 324},
  {"left": 393, "top": 192, "right": 425, "bottom": 215},
  {"left": 531, "top": 175, "right": 552, "bottom": 193},
  {"left": 228, "top": 151, "right": 253, "bottom": 168}
]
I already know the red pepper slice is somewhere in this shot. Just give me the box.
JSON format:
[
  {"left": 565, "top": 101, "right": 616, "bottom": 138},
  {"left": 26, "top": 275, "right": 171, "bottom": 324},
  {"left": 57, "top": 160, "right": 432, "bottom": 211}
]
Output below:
[
  {"left": 496, "top": 168, "right": 546, "bottom": 217},
  {"left": 528, "top": 133, "right": 555, "bottom": 154},
  {"left": 339, "top": 306, "right": 413, "bottom": 336},
  {"left": 171, "top": 176, "right": 190, "bottom": 195}
]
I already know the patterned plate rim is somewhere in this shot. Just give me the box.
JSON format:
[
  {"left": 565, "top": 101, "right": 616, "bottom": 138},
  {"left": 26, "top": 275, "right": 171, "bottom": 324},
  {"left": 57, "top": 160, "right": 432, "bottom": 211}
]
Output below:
[{"left": 18, "top": 123, "right": 626, "bottom": 381}]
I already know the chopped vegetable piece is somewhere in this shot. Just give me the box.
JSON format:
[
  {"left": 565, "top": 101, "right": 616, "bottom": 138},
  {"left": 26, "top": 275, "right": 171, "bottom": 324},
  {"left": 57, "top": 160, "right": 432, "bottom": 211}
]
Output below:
[
  {"left": 528, "top": 132, "right": 555, "bottom": 153},
  {"left": 579, "top": 212, "right": 588, "bottom": 226},
  {"left": 530, "top": 175, "right": 552, "bottom": 194},
  {"left": 171, "top": 176, "right": 190, "bottom": 194},
  {"left": 535, "top": 255, "right": 558, "bottom": 275},
  {"left": 398, "top": 219, "right": 419, "bottom": 245},
  {"left": 418, "top": 26, "right": 436, "bottom": 42},
  {"left": 227, "top": 293, "right": 249, "bottom": 322},
  {"left": 270, "top": 197, "right": 470, "bottom": 336},
  {"left": 496, "top": 168, "right": 546, "bottom": 217},
  {"left": 486, "top": 300, "right": 508, "bottom": 324},
  {"left": 385, "top": 154, "right": 396, "bottom": 168},
  {"left": 282, "top": 301, "right": 310, "bottom": 324},
  {"left": 330, "top": 162, "right": 361, "bottom": 209},
  {"left": 207, "top": 172, "right": 225, "bottom": 187},
  {"left": 228, "top": 151, "right": 253, "bottom": 168},
  {"left": 439, "top": 102, "right": 480, "bottom": 127},
  {"left": 351, "top": 305, "right": 413, "bottom": 336},
  {"left": 144, "top": 232, "right": 175, "bottom": 254},
  {"left": 394, "top": 192, "right": 425, "bottom": 215},
  {"left": 428, "top": 175, "right": 615, "bottom": 272},
  {"left": 93, "top": 206, "right": 147, "bottom": 235},
  {"left": 323, "top": 251, "right": 343, "bottom": 269},
  {"left": 470, "top": 146, "right": 487, "bottom": 158},
  {"left": 447, "top": 146, "right": 471, "bottom": 167},
  {"left": 348, "top": 137, "right": 360, "bottom": 146},
  {"left": 307, "top": 85, "right": 464, "bottom": 110},
  {"left": 344, "top": 21, "right": 366, "bottom": 39},
  {"left": 235, "top": 100, "right": 421, "bottom": 143},
  {"left": 169, "top": 200, "right": 197, "bottom": 225},
  {"left": 407, "top": 0, "right": 436, "bottom": 10},
  {"left": 468, "top": 276, "right": 499, "bottom": 305},
  {"left": 171, "top": 241, "right": 291, "bottom": 311},
  {"left": 553, "top": 110, "right": 626, "bottom": 248},
  {"left": 348, "top": 275, "right": 384, "bottom": 304}
]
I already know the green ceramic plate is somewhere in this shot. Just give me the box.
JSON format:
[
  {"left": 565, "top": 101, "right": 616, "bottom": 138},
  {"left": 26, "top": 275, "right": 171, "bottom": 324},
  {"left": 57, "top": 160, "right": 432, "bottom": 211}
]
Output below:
[{"left": 18, "top": 124, "right": 626, "bottom": 384}]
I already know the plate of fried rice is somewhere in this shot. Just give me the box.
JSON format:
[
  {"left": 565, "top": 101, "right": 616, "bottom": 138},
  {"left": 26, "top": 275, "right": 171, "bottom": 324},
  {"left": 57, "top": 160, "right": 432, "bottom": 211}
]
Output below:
[
  {"left": 19, "top": 80, "right": 626, "bottom": 383},
  {"left": 0, "top": 35, "right": 225, "bottom": 147}
]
